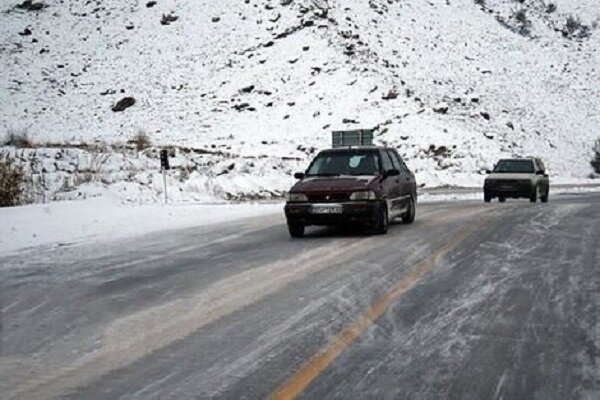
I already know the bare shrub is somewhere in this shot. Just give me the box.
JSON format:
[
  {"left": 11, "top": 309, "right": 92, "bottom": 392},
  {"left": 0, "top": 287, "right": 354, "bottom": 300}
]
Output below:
[
  {"left": 0, "top": 155, "right": 25, "bottom": 207},
  {"left": 3, "top": 129, "right": 34, "bottom": 148},
  {"left": 563, "top": 15, "right": 590, "bottom": 38},
  {"left": 514, "top": 9, "right": 527, "bottom": 24},
  {"left": 546, "top": 3, "right": 557, "bottom": 13},
  {"left": 129, "top": 130, "right": 152, "bottom": 151}
]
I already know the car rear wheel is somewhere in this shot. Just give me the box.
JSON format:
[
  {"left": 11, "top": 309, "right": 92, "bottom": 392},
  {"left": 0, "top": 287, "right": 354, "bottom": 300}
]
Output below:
[
  {"left": 484, "top": 192, "right": 491, "bottom": 203},
  {"left": 541, "top": 190, "right": 549, "bottom": 203},
  {"left": 402, "top": 196, "right": 416, "bottom": 224},
  {"left": 288, "top": 223, "right": 305, "bottom": 238},
  {"left": 375, "top": 203, "right": 389, "bottom": 234}
]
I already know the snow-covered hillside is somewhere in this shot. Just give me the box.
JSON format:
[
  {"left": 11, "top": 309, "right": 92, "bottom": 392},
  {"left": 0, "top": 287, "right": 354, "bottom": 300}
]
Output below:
[{"left": 1, "top": 0, "right": 599, "bottom": 202}]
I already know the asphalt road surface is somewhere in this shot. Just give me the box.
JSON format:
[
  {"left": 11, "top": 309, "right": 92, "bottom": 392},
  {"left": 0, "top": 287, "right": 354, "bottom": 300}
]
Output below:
[{"left": 1, "top": 193, "right": 598, "bottom": 400}]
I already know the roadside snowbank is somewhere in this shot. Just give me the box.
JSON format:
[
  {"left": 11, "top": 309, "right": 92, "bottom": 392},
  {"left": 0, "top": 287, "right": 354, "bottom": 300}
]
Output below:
[{"left": 0, "top": 198, "right": 282, "bottom": 255}]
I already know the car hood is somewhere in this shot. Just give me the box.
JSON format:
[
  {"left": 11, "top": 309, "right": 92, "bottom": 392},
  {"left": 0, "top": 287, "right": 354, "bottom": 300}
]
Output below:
[
  {"left": 291, "top": 176, "right": 377, "bottom": 193},
  {"left": 486, "top": 173, "right": 534, "bottom": 180}
]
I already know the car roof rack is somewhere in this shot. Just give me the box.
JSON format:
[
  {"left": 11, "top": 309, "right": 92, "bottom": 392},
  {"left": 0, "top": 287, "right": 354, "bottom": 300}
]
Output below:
[{"left": 332, "top": 129, "right": 374, "bottom": 148}]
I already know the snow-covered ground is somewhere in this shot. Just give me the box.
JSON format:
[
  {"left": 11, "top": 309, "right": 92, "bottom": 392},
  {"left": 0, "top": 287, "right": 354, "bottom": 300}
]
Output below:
[
  {"left": 0, "top": 197, "right": 281, "bottom": 255},
  {"left": 1, "top": 0, "right": 599, "bottom": 202}
]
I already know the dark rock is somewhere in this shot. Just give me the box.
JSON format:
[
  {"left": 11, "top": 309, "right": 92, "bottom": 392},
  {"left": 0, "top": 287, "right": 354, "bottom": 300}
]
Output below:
[
  {"left": 212, "top": 16, "right": 220, "bottom": 23},
  {"left": 342, "top": 118, "right": 358, "bottom": 124},
  {"left": 506, "top": 121, "right": 514, "bottom": 130},
  {"left": 382, "top": 90, "right": 398, "bottom": 100},
  {"left": 232, "top": 102, "right": 250, "bottom": 111},
  {"left": 480, "top": 111, "right": 491, "bottom": 120},
  {"left": 111, "top": 97, "right": 136, "bottom": 112},
  {"left": 240, "top": 85, "right": 255, "bottom": 93},
  {"left": 161, "top": 14, "right": 179, "bottom": 25},
  {"left": 146, "top": 1, "right": 157, "bottom": 8},
  {"left": 433, "top": 103, "right": 449, "bottom": 114},
  {"left": 264, "top": 41, "right": 275, "bottom": 47},
  {"left": 19, "top": 27, "right": 32, "bottom": 36},
  {"left": 16, "top": 1, "right": 46, "bottom": 11},
  {"left": 302, "top": 46, "right": 310, "bottom": 51},
  {"left": 303, "top": 20, "right": 315, "bottom": 27}
]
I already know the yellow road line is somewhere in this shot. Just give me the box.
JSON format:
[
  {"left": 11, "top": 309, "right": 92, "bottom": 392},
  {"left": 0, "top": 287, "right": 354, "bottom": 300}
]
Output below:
[{"left": 271, "top": 217, "right": 489, "bottom": 400}]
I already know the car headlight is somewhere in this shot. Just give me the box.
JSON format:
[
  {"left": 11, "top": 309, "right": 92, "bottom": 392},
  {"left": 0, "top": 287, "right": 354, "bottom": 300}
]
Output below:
[
  {"left": 287, "top": 192, "right": 308, "bottom": 202},
  {"left": 349, "top": 191, "right": 377, "bottom": 201}
]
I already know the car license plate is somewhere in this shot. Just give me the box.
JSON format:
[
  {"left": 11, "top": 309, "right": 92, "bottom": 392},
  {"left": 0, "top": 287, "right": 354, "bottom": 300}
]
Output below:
[{"left": 310, "top": 205, "right": 343, "bottom": 214}]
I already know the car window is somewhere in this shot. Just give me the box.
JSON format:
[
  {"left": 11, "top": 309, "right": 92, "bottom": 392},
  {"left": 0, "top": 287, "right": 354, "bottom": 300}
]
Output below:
[
  {"left": 390, "top": 150, "right": 409, "bottom": 174},
  {"left": 306, "top": 152, "right": 381, "bottom": 176},
  {"left": 381, "top": 150, "right": 394, "bottom": 172},
  {"left": 386, "top": 150, "right": 400, "bottom": 171},
  {"left": 493, "top": 160, "right": 535, "bottom": 173}
]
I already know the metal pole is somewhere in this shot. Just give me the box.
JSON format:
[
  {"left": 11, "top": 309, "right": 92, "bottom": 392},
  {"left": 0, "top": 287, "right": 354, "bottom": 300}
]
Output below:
[{"left": 163, "top": 169, "right": 168, "bottom": 205}]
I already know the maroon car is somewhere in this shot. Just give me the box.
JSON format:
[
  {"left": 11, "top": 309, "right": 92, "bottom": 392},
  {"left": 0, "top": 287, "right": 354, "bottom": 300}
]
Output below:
[{"left": 285, "top": 147, "right": 417, "bottom": 238}]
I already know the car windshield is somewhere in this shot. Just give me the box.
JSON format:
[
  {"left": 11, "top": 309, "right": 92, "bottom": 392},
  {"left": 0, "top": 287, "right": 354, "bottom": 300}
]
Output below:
[
  {"left": 306, "top": 151, "right": 380, "bottom": 176},
  {"left": 493, "top": 160, "right": 534, "bottom": 173}
]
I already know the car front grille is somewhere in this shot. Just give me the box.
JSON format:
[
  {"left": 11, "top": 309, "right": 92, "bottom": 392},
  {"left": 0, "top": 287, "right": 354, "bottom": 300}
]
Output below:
[{"left": 307, "top": 193, "right": 350, "bottom": 203}]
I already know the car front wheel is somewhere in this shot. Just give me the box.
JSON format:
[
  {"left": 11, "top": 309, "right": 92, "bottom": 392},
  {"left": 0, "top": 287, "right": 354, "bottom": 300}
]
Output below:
[
  {"left": 530, "top": 186, "right": 539, "bottom": 203},
  {"left": 375, "top": 203, "right": 389, "bottom": 234},
  {"left": 288, "top": 222, "right": 305, "bottom": 238}
]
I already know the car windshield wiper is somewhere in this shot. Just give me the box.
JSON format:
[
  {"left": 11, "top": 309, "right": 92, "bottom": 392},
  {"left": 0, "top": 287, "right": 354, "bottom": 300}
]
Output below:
[{"left": 306, "top": 173, "right": 341, "bottom": 177}]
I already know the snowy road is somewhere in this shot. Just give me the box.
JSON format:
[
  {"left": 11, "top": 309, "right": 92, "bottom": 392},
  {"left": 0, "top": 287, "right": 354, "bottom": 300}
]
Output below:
[{"left": 1, "top": 194, "right": 598, "bottom": 399}]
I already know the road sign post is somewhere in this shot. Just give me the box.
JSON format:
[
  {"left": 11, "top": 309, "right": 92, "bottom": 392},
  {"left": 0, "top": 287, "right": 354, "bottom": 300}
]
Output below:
[{"left": 160, "top": 149, "right": 170, "bottom": 205}]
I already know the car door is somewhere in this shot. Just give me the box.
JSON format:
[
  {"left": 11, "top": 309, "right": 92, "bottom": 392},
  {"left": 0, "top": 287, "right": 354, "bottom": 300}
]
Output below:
[
  {"left": 379, "top": 149, "right": 400, "bottom": 214},
  {"left": 389, "top": 149, "right": 414, "bottom": 208},
  {"left": 384, "top": 149, "right": 405, "bottom": 213}
]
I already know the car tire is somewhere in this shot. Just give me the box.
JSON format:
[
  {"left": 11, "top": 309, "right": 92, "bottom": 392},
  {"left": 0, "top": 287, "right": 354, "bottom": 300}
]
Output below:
[
  {"left": 484, "top": 192, "right": 492, "bottom": 203},
  {"left": 288, "top": 223, "right": 305, "bottom": 238},
  {"left": 375, "top": 203, "right": 389, "bottom": 234},
  {"left": 402, "top": 196, "right": 416, "bottom": 224},
  {"left": 499, "top": 197, "right": 506, "bottom": 203},
  {"left": 530, "top": 186, "right": 538, "bottom": 203}
]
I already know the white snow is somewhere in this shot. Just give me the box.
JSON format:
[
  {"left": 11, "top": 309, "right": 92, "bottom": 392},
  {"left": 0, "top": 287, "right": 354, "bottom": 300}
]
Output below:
[
  {"left": 1, "top": 0, "right": 599, "bottom": 201},
  {"left": 0, "top": 197, "right": 281, "bottom": 255}
]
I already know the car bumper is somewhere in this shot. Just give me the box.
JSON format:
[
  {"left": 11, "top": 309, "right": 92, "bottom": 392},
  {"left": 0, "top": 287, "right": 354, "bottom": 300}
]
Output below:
[
  {"left": 484, "top": 182, "right": 534, "bottom": 198},
  {"left": 285, "top": 201, "right": 382, "bottom": 226}
]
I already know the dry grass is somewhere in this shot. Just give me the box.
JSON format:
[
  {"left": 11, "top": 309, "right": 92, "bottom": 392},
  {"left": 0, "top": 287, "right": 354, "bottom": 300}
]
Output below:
[{"left": 0, "top": 155, "right": 25, "bottom": 207}]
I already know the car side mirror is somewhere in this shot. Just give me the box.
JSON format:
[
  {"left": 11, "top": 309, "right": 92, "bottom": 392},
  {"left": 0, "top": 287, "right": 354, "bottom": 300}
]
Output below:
[
  {"left": 536, "top": 170, "right": 545, "bottom": 175},
  {"left": 385, "top": 169, "right": 400, "bottom": 178},
  {"left": 485, "top": 170, "right": 492, "bottom": 174},
  {"left": 294, "top": 172, "right": 305, "bottom": 180}
]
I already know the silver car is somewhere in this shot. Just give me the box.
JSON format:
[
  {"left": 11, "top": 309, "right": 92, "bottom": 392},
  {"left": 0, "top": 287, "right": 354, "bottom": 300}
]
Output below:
[{"left": 484, "top": 158, "right": 550, "bottom": 203}]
